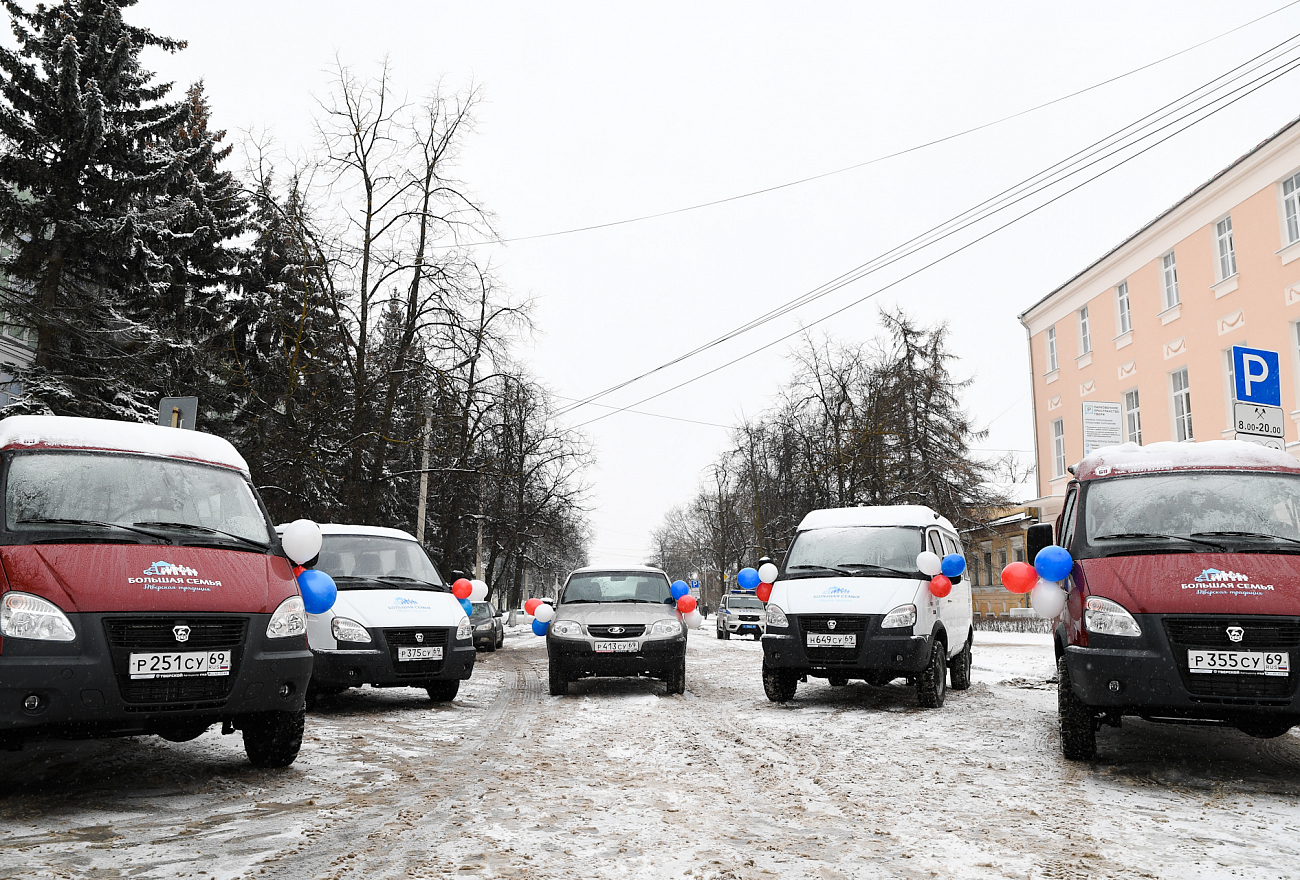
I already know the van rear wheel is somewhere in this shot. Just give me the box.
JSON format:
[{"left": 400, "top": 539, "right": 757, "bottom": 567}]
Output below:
[
  {"left": 949, "top": 636, "right": 973, "bottom": 691},
  {"left": 242, "top": 710, "right": 304, "bottom": 768},
  {"left": 916, "top": 642, "right": 947, "bottom": 708},
  {"left": 1058, "top": 656, "right": 1097, "bottom": 760}
]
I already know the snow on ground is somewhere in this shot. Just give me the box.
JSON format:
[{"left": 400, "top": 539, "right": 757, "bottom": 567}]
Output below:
[{"left": 3, "top": 623, "right": 1300, "bottom": 878}]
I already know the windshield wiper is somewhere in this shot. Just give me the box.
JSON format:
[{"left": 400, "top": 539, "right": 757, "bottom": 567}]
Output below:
[
  {"left": 1192, "top": 531, "right": 1300, "bottom": 548},
  {"left": 609, "top": 598, "right": 663, "bottom": 604},
  {"left": 134, "top": 521, "right": 268, "bottom": 550},
  {"left": 16, "top": 518, "right": 172, "bottom": 542},
  {"left": 840, "top": 563, "right": 921, "bottom": 578},
  {"left": 787, "top": 564, "right": 857, "bottom": 577},
  {"left": 1094, "top": 532, "right": 1226, "bottom": 550},
  {"left": 560, "top": 599, "right": 599, "bottom": 604},
  {"left": 372, "top": 576, "right": 448, "bottom": 592}
]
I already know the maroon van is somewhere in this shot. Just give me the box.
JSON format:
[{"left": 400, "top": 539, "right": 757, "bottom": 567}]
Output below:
[{"left": 1031, "top": 440, "right": 1300, "bottom": 759}]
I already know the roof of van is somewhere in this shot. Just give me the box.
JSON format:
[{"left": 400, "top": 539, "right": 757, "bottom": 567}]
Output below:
[
  {"left": 0, "top": 415, "right": 249, "bottom": 472},
  {"left": 568, "top": 564, "right": 668, "bottom": 576},
  {"left": 1075, "top": 440, "right": 1300, "bottom": 482},
  {"left": 797, "top": 505, "right": 955, "bottom": 533},
  {"left": 285, "top": 523, "right": 420, "bottom": 542}
]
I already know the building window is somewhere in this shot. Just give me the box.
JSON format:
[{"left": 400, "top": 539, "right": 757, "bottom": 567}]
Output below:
[
  {"left": 1216, "top": 216, "right": 1236, "bottom": 280},
  {"left": 982, "top": 551, "right": 993, "bottom": 586},
  {"left": 1161, "top": 252, "right": 1179, "bottom": 309},
  {"left": 1079, "top": 306, "right": 1091, "bottom": 354},
  {"left": 996, "top": 547, "right": 1007, "bottom": 582},
  {"left": 1116, "top": 281, "right": 1131, "bottom": 335},
  {"left": 1014, "top": 546, "right": 1025, "bottom": 563},
  {"left": 1052, "top": 418, "right": 1066, "bottom": 477},
  {"left": 1124, "top": 389, "right": 1141, "bottom": 445},
  {"left": 1284, "top": 171, "right": 1300, "bottom": 245},
  {"left": 1172, "top": 367, "right": 1193, "bottom": 441},
  {"left": 1046, "top": 327, "right": 1058, "bottom": 372}
]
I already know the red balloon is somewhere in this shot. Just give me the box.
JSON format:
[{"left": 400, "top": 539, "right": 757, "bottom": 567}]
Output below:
[
  {"left": 452, "top": 578, "right": 473, "bottom": 600},
  {"left": 524, "top": 597, "right": 542, "bottom": 615},
  {"left": 676, "top": 595, "right": 697, "bottom": 614},
  {"left": 292, "top": 564, "right": 306, "bottom": 577},
  {"left": 756, "top": 582, "right": 773, "bottom": 603},
  {"left": 1001, "top": 561, "right": 1037, "bottom": 594},
  {"left": 929, "top": 575, "right": 952, "bottom": 598}
]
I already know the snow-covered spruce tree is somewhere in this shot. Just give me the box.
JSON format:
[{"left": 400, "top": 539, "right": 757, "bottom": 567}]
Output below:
[{"left": 0, "top": 0, "right": 189, "bottom": 417}]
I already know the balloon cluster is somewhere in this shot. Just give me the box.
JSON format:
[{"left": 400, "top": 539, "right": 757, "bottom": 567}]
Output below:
[
  {"left": 281, "top": 519, "right": 337, "bottom": 614},
  {"left": 525, "top": 597, "right": 556, "bottom": 635},
  {"left": 671, "top": 580, "right": 704, "bottom": 629},
  {"left": 916, "top": 551, "right": 966, "bottom": 598},
  {"left": 451, "top": 577, "right": 489, "bottom": 619},
  {"left": 737, "top": 563, "right": 780, "bottom": 602},
  {"left": 1000, "top": 545, "right": 1073, "bottom": 618}
]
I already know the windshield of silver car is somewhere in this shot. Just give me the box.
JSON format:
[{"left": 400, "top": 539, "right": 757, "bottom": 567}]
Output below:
[{"left": 561, "top": 572, "right": 673, "bottom": 604}]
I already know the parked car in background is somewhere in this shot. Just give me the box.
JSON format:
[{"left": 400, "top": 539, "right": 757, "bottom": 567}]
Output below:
[
  {"left": 717, "top": 592, "right": 766, "bottom": 639},
  {"left": 470, "top": 601, "right": 504, "bottom": 651},
  {"left": 297, "top": 525, "right": 475, "bottom": 705}
]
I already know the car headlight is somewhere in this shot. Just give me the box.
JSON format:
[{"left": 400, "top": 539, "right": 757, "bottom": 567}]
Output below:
[
  {"left": 1085, "top": 596, "right": 1141, "bottom": 637},
  {"left": 331, "top": 616, "right": 371, "bottom": 643},
  {"left": 649, "top": 618, "right": 683, "bottom": 637},
  {"left": 456, "top": 615, "right": 473, "bottom": 641},
  {"left": 1, "top": 592, "right": 75, "bottom": 641},
  {"left": 475, "top": 622, "right": 494, "bottom": 632},
  {"left": 551, "top": 619, "right": 584, "bottom": 638},
  {"left": 765, "top": 604, "right": 789, "bottom": 628},
  {"left": 267, "top": 595, "right": 307, "bottom": 638},
  {"left": 881, "top": 604, "right": 916, "bottom": 629}
]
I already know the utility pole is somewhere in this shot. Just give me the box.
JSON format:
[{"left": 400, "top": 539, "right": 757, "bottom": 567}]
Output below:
[
  {"left": 474, "top": 471, "right": 486, "bottom": 580},
  {"left": 415, "top": 402, "right": 433, "bottom": 544}
]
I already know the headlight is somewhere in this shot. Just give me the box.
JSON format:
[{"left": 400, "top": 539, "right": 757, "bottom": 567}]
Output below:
[
  {"left": 881, "top": 604, "right": 917, "bottom": 629},
  {"left": 1, "top": 592, "right": 75, "bottom": 641},
  {"left": 331, "top": 616, "right": 371, "bottom": 643},
  {"left": 765, "top": 604, "right": 789, "bottom": 628},
  {"left": 551, "top": 619, "right": 584, "bottom": 638},
  {"left": 267, "top": 596, "right": 307, "bottom": 638},
  {"left": 649, "top": 618, "right": 683, "bottom": 637},
  {"left": 475, "top": 622, "right": 494, "bottom": 632},
  {"left": 456, "top": 615, "right": 473, "bottom": 640},
  {"left": 1085, "top": 596, "right": 1142, "bottom": 637}
]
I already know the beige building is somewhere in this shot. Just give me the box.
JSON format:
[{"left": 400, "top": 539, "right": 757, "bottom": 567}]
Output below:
[{"left": 1021, "top": 115, "right": 1300, "bottom": 497}]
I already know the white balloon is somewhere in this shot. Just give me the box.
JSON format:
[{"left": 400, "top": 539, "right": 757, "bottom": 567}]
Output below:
[
  {"left": 758, "top": 563, "right": 779, "bottom": 584},
  {"left": 1030, "top": 579, "right": 1068, "bottom": 619},
  {"left": 281, "top": 519, "right": 323, "bottom": 565},
  {"left": 469, "top": 579, "right": 489, "bottom": 602},
  {"left": 534, "top": 603, "right": 555, "bottom": 623},
  {"left": 916, "top": 551, "right": 943, "bottom": 577},
  {"left": 682, "top": 609, "right": 704, "bottom": 629}
]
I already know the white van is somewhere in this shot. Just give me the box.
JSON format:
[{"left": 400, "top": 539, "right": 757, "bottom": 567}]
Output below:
[
  {"left": 760, "top": 505, "right": 973, "bottom": 707},
  {"left": 287, "top": 524, "right": 475, "bottom": 705}
]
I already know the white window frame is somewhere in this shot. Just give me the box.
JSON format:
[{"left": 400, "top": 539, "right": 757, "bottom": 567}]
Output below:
[
  {"left": 1124, "top": 388, "right": 1141, "bottom": 445},
  {"left": 1161, "top": 251, "right": 1179, "bottom": 310},
  {"left": 1116, "top": 281, "right": 1131, "bottom": 335},
  {"left": 1171, "top": 367, "right": 1193, "bottom": 442},
  {"left": 1052, "top": 418, "right": 1066, "bottom": 477},
  {"left": 1078, "top": 306, "right": 1091, "bottom": 354},
  {"left": 1046, "top": 327, "right": 1058, "bottom": 372},
  {"left": 1284, "top": 171, "right": 1300, "bottom": 245},
  {"left": 1215, "top": 215, "right": 1237, "bottom": 280}
]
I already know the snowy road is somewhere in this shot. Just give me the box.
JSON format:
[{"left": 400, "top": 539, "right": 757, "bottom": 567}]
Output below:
[{"left": 4, "top": 627, "right": 1300, "bottom": 878}]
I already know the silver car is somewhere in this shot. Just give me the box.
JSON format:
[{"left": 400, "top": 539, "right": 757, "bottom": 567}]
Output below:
[{"left": 545, "top": 566, "right": 687, "bottom": 696}]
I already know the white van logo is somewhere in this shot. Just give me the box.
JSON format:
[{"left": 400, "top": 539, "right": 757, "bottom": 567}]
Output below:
[
  {"left": 1196, "top": 568, "right": 1249, "bottom": 582},
  {"left": 1227, "top": 626, "right": 1245, "bottom": 643},
  {"left": 826, "top": 620, "right": 837, "bottom": 630},
  {"left": 144, "top": 561, "right": 198, "bottom": 577},
  {"left": 173, "top": 625, "right": 191, "bottom": 643},
  {"left": 415, "top": 632, "right": 424, "bottom": 643}
]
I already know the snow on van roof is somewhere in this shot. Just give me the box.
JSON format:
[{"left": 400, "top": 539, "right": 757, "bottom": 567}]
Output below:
[
  {"left": 1075, "top": 440, "right": 1300, "bottom": 481},
  {"left": 569, "top": 563, "right": 667, "bottom": 576},
  {"left": 0, "top": 415, "right": 249, "bottom": 472},
  {"left": 797, "top": 505, "right": 955, "bottom": 533},
  {"left": 312, "top": 524, "right": 419, "bottom": 542}
]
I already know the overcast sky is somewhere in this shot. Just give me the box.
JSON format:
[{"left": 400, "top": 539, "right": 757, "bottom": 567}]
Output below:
[{"left": 128, "top": 1, "right": 1300, "bottom": 565}]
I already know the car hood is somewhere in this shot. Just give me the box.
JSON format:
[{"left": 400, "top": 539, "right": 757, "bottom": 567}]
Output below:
[
  {"left": 769, "top": 576, "right": 922, "bottom": 615},
  {"left": 556, "top": 602, "right": 679, "bottom": 625},
  {"left": 1078, "top": 553, "right": 1300, "bottom": 615}
]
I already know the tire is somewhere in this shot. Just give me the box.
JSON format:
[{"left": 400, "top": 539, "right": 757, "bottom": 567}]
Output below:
[
  {"left": 716, "top": 626, "right": 724, "bottom": 640},
  {"left": 827, "top": 676, "right": 848, "bottom": 687},
  {"left": 496, "top": 629, "right": 504, "bottom": 649},
  {"left": 721, "top": 628, "right": 730, "bottom": 640},
  {"left": 242, "top": 711, "right": 305, "bottom": 768},
  {"left": 916, "top": 641, "right": 947, "bottom": 708},
  {"left": 1058, "top": 655, "right": 1097, "bottom": 760},
  {"left": 548, "top": 658, "right": 569, "bottom": 696},
  {"left": 949, "top": 635, "right": 973, "bottom": 691},
  {"left": 426, "top": 680, "right": 460, "bottom": 702},
  {"left": 664, "top": 656, "right": 686, "bottom": 695},
  {"left": 762, "top": 663, "right": 798, "bottom": 703},
  {"left": 485, "top": 636, "right": 497, "bottom": 653}
]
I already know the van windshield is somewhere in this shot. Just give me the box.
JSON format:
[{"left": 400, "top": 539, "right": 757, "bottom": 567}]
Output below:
[
  {"left": 1084, "top": 471, "right": 1300, "bottom": 553},
  {"left": 316, "top": 534, "right": 446, "bottom": 590},
  {"left": 5, "top": 451, "right": 271, "bottom": 548},
  {"left": 783, "top": 527, "right": 924, "bottom": 579}
]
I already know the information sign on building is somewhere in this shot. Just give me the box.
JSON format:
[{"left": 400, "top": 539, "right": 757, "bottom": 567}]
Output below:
[{"left": 1081, "top": 401, "right": 1123, "bottom": 454}]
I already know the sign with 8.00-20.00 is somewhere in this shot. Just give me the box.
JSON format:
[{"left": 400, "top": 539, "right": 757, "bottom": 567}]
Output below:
[{"left": 1231, "top": 345, "right": 1285, "bottom": 450}]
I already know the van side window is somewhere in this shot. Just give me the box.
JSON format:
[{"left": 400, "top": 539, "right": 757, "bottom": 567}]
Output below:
[
  {"left": 941, "top": 534, "right": 961, "bottom": 557},
  {"left": 1061, "top": 486, "right": 1080, "bottom": 550},
  {"left": 927, "top": 530, "right": 944, "bottom": 556}
]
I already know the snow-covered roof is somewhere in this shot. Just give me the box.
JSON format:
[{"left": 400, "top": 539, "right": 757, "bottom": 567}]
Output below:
[
  {"left": 1075, "top": 440, "right": 1300, "bottom": 481},
  {"left": 797, "top": 505, "right": 955, "bottom": 534},
  {"left": 0, "top": 415, "right": 249, "bottom": 472},
  {"left": 568, "top": 564, "right": 668, "bottom": 577},
  {"left": 309, "top": 524, "right": 420, "bottom": 542}
]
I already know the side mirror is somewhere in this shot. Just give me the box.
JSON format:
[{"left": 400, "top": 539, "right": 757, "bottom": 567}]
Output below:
[
  {"left": 1026, "top": 523, "right": 1054, "bottom": 564},
  {"left": 495, "top": 610, "right": 503, "bottom": 618}
]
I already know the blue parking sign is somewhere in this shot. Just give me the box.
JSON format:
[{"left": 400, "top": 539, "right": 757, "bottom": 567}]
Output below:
[{"left": 1232, "top": 345, "right": 1281, "bottom": 406}]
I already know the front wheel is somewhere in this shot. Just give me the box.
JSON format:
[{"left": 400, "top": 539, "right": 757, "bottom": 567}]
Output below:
[
  {"left": 949, "top": 636, "right": 973, "bottom": 691},
  {"left": 916, "top": 642, "right": 947, "bottom": 708},
  {"left": 242, "top": 710, "right": 305, "bottom": 768},
  {"left": 664, "top": 656, "right": 686, "bottom": 695},
  {"left": 548, "top": 659, "right": 569, "bottom": 696},
  {"left": 1058, "top": 656, "right": 1097, "bottom": 760},
  {"left": 762, "top": 663, "right": 798, "bottom": 703},
  {"left": 426, "top": 680, "right": 460, "bottom": 702},
  {"left": 715, "top": 626, "right": 724, "bottom": 640}
]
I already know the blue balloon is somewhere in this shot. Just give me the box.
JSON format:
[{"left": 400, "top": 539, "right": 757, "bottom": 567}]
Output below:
[
  {"left": 532, "top": 618, "right": 549, "bottom": 636},
  {"left": 736, "top": 567, "right": 761, "bottom": 590},
  {"left": 459, "top": 598, "right": 474, "bottom": 617},
  {"left": 940, "top": 553, "right": 966, "bottom": 578},
  {"left": 670, "top": 580, "right": 690, "bottom": 600},
  {"left": 297, "top": 568, "right": 337, "bottom": 615},
  {"left": 1034, "top": 545, "right": 1074, "bottom": 583}
]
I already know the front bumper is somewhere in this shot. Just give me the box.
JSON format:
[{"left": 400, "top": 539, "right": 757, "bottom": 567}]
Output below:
[
  {"left": 721, "top": 616, "right": 765, "bottom": 635},
  {"left": 762, "top": 614, "right": 933, "bottom": 675},
  {"left": 547, "top": 634, "right": 686, "bottom": 678},
  {"left": 312, "top": 625, "right": 475, "bottom": 688},
  {"left": 0, "top": 612, "right": 312, "bottom": 740}
]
